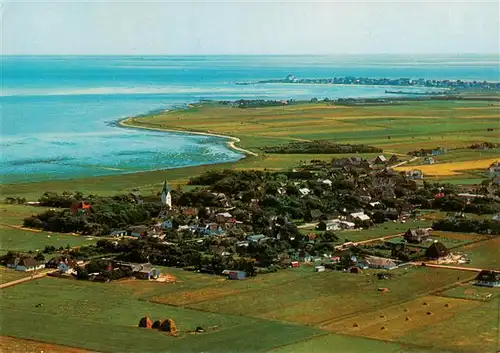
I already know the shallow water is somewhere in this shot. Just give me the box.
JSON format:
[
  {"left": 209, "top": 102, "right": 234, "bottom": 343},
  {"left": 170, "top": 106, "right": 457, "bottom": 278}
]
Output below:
[{"left": 2, "top": 55, "right": 498, "bottom": 183}]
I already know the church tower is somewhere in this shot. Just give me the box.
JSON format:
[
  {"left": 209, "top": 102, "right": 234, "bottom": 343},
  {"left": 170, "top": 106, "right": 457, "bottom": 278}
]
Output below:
[{"left": 161, "top": 179, "right": 172, "bottom": 209}]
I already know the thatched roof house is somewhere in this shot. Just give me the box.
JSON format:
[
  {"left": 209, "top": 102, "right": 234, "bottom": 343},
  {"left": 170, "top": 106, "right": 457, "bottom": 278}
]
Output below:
[
  {"left": 404, "top": 228, "right": 431, "bottom": 243},
  {"left": 425, "top": 241, "right": 449, "bottom": 260},
  {"left": 474, "top": 270, "right": 500, "bottom": 287}
]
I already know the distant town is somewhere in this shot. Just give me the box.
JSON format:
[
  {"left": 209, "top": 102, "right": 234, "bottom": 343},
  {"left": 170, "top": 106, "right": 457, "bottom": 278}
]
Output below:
[{"left": 237, "top": 75, "right": 500, "bottom": 90}]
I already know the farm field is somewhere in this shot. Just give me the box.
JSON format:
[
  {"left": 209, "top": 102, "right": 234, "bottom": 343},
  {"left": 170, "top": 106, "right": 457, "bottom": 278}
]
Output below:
[
  {"left": 0, "top": 277, "right": 323, "bottom": 353},
  {"left": 332, "top": 220, "right": 432, "bottom": 243},
  {"left": 0, "top": 266, "right": 29, "bottom": 284},
  {"left": 394, "top": 158, "right": 498, "bottom": 176},
  {"left": 270, "top": 333, "right": 455, "bottom": 353},
  {"left": 0, "top": 204, "right": 53, "bottom": 225},
  {"left": 450, "top": 237, "right": 500, "bottom": 270},
  {"left": 0, "top": 336, "right": 94, "bottom": 353},
  {"left": 3, "top": 99, "right": 498, "bottom": 199},
  {"left": 438, "top": 283, "right": 500, "bottom": 301}
]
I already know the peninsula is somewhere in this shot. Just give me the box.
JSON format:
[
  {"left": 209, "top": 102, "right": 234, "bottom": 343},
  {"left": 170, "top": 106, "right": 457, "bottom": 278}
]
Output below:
[{"left": 237, "top": 75, "right": 500, "bottom": 91}]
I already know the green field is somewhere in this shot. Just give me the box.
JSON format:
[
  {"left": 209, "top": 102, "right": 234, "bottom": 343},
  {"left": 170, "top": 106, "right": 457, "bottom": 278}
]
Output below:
[
  {"left": 451, "top": 237, "right": 500, "bottom": 270},
  {"left": 0, "top": 265, "right": 483, "bottom": 353},
  {"left": 0, "top": 277, "right": 323, "bottom": 353}
]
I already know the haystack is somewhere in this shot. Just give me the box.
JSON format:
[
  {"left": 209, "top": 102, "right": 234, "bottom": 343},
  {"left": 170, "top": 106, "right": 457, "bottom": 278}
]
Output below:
[
  {"left": 378, "top": 287, "right": 389, "bottom": 292},
  {"left": 352, "top": 323, "right": 359, "bottom": 328},
  {"left": 160, "top": 318, "right": 178, "bottom": 334},
  {"left": 381, "top": 326, "right": 386, "bottom": 330},
  {"left": 444, "top": 303, "right": 449, "bottom": 308},
  {"left": 138, "top": 316, "right": 153, "bottom": 328},
  {"left": 426, "top": 311, "right": 432, "bottom": 315},
  {"left": 405, "top": 316, "right": 411, "bottom": 321},
  {"left": 152, "top": 320, "right": 163, "bottom": 329}
]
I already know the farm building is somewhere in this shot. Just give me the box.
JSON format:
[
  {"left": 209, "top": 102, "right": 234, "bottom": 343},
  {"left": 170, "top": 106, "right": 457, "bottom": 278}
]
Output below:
[
  {"left": 224, "top": 270, "right": 247, "bottom": 280},
  {"left": 315, "top": 265, "right": 325, "bottom": 272},
  {"left": 132, "top": 264, "right": 160, "bottom": 280},
  {"left": 474, "top": 270, "right": 500, "bottom": 287},
  {"left": 404, "top": 228, "right": 431, "bottom": 243},
  {"left": 406, "top": 170, "right": 424, "bottom": 180},
  {"left": 291, "top": 261, "right": 300, "bottom": 268},
  {"left": 127, "top": 225, "right": 149, "bottom": 237},
  {"left": 388, "top": 155, "right": 400, "bottom": 164},
  {"left": 373, "top": 155, "right": 387, "bottom": 165},
  {"left": 349, "top": 212, "right": 370, "bottom": 222},
  {"left": 423, "top": 157, "right": 435, "bottom": 165},
  {"left": 364, "top": 256, "right": 399, "bottom": 270},
  {"left": 7, "top": 257, "right": 45, "bottom": 272},
  {"left": 110, "top": 230, "right": 127, "bottom": 237},
  {"left": 487, "top": 161, "right": 500, "bottom": 176},
  {"left": 316, "top": 220, "right": 341, "bottom": 231},
  {"left": 71, "top": 201, "right": 92, "bottom": 215},
  {"left": 425, "top": 241, "right": 450, "bottom": 260},
  {"left": 247, "top": 234, "right": 266, "bottom": 243},
  {"left": 216, "top": 212, "right": 232, "bottom": 223}
]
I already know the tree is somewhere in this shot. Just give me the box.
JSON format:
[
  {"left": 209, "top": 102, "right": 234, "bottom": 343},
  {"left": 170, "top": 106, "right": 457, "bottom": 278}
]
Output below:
[{"left": 34, "top": 253, "right": 45, "bottom": 262}]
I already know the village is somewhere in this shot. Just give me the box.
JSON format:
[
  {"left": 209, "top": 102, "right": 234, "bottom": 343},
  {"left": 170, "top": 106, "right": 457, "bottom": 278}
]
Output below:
[{"left": 3, "top": 153, "right": 499, "bottom": 290}]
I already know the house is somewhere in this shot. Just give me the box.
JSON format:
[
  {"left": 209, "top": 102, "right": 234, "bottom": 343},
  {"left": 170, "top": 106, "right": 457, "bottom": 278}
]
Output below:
[
  {"left": 431, "top": 147, "right": 447, "bottom": 156},
  {"left": 7, "top": 257, "right": 45, "bottom": 272},
  {"left": 423, "top": 157, "right": 435, "bottom": 165},
  {"left": 339, "top": 221, "right": 356, "bottom": 229},
  {"left": 216, "top": 212, "right": 232, "bottom": 223},
  {"left": 321, "top": 179, "right": 333, "bottom": 186},
  {"left": 71, "top": 201, "right": 92, "bottom": 215},
  {"left": 316, "top": 220, "right": 341, "bottom": 231},
  {"left": 161, "top": 220, "right": 173, "bottom": 230},
  {"left": 388, "top": 155, "right": 400, "bottom": 164},
  {"left": 127, "top": 225, "right": 149, "bottom": 237},
  {"left": 224, "top": 270, "right": 247, "bottom": 280},
  {"left": 298, "top": 188, "right": 311, "bottom": 197},
  {"left": 364, "top": 256, "right": 399, "bottom": 270},
  {"left": 487, "top": 161, "right": 500, "bottom": 176},
  {"left": 129, "top": 191, "right": 143, "bottom": 204},
  {"left": 425, "top": 241, "right": 449, "bottom": 260},
  {"left": 291, "top": 261, "right": 300, "bottom": 268},
  {"left": 446, "top": 212, "right": 467, "bottom": 221},
  {"left": 492, "top": 214, "right": 500, "bottom": 221},
  {"left": 46, "top": 255, "right": 74, "bottom": 269},
  {"left": 404, "top": 228, "right": 431, "bottom": 243},
  {"left": 110, "top": 230, "right": 127, "bottom": 237},
  {"left": 405, "top": 169, "right": 424, "bottom": 180},
  {"left": 182, "top": 207, "right": 199, "bottom": 217},
  {"left": 247, "top": 234, "right": 266, "bottom": 243},
  {"left": 349, "top": 212, "right": 370, "bottom": 222},
  {"left": 132, "top": 264, "right": 160, "bottom": 280},
  {"left": 373, "top": 155, "right": 387, "bottom": 165},
  {"left": 58, "top": 261, "right": 77, "bottom": 275},
  {"left": 277, "top": 187, "right": 287, "bottom": 195},
  {"left": 315, "top": 265, "right": 325, "bottom": 272},
  {"left": 474, "top": 270, "right": 500, "bottom": 287}
]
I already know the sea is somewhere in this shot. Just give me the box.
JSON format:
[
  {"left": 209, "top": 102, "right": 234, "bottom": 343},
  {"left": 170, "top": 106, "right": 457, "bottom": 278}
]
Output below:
[{"left": 1, "top": 54, "right": 499, "bottom": 183}]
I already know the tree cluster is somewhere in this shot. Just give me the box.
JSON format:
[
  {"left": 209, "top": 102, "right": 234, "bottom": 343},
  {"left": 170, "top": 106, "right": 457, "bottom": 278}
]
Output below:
[{"left": 261, "top": 141, "right": 382, "bottom": 154}]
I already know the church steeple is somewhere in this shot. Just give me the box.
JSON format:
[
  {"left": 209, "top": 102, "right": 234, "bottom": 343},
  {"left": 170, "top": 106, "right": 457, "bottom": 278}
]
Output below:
[{"left": 161, "top": 179, "right": 172, "bottom": 208}]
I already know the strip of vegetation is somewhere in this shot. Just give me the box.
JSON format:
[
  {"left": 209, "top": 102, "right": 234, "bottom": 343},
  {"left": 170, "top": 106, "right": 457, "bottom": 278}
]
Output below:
[
  {"left": 432, "top": 219, "right": 500, "bottom": 235},
  {"left": 260, "top": 141, "right": 382, "bottom": 154}
]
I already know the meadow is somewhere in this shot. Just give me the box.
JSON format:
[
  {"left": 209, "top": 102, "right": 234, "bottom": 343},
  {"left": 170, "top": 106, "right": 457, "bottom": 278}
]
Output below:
[
  {"left": 0, "top": 265, "right": 484, "bottom": 353},
  {"left": 0, "top": 204, "right": 97, "bottom": 254}
]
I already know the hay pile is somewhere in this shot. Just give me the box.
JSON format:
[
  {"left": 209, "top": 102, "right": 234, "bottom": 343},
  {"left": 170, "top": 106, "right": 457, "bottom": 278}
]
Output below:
[
  {"left": 138, "top": 316, "right": 153, "bottom": 328},
  {"left": 152, "top": 320, "right": 163, "bottom": 329},
  {"left": 160, "top": 318, "right": 178, "bottom": 335}
]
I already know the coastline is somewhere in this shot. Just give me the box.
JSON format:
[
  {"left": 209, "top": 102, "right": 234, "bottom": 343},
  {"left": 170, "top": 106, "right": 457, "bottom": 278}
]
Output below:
[{"left": 118, "top": 116, "right": 259, "bottom": 157}]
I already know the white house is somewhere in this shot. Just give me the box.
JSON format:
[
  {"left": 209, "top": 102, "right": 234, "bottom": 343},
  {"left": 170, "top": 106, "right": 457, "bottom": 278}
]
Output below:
[
  {"left": 110, "top": 230, "right": 127, "bottom": 237},
  {"left": 7, "top": 257, "right": 45, "bottom": 272},
  {"left": 321, "top": 179, "right": 333, "bottom": 186},
  {"left": 424, "top": 157, "right": 435, "bottom": 165},
  {"left": 406, "top": 170, "right": 424, "bottom": 180},
  {"left": 349, "top": 212, "right": 371, "bottom": 222},
  {"left": 298, "top": 188, "right": 311, "bottom": 197}
]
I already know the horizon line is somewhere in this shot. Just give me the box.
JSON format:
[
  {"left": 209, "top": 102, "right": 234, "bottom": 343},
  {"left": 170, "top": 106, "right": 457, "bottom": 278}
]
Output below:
[{"left": 1, "top": 53, "right": 499, "bottom": 57}]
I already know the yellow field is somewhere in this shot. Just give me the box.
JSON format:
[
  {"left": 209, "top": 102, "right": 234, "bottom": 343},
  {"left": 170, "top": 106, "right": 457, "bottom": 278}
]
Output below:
[{"left": 395, "top": 158, "right": 497, "bottom": 176}]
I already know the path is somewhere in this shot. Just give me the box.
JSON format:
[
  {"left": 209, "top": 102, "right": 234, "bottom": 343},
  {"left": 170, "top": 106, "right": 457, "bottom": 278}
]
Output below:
[
  {"left": 391, "top": 156, "right": 420, "bottom": 168},
  {"left": 413, "top": 262, "right": 487, "bottom": 273},
  {"left": 333, "top": 233, "right": 404, "bottom": 250},
  {"left": 0, "top": 268, "right": 58, "bottom": 289}
]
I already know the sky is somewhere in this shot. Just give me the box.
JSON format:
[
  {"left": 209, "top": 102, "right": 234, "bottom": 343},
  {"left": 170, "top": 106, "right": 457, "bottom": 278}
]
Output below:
[{"left": 1, "top": 0, "right": 499, "bottom": 55}]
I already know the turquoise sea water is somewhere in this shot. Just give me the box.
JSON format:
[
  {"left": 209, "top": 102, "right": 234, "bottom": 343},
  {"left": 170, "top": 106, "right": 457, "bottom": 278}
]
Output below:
[{"left": 1, "top": 55, "right": 499, "bottom": 183}]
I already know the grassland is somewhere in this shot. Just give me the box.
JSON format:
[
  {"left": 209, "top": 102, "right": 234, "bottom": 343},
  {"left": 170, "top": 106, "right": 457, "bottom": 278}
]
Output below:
[
  {"left": 1, "top": 264, "right": 484, "bottom": 353},
  {"left": 451, "top": 237, "right": 500, "bottom": 270},
  {"left": 0, "top": 336, "right": 93, "bottom": 353},
  {"left": 0, "top": 266, "right": 29, "bottom": 284},
  {"left": 2, "top": 99, "right": 498, "bottom": 199},
  {"left": 0, "top": 204, "right": 97, "bottom": 253}
]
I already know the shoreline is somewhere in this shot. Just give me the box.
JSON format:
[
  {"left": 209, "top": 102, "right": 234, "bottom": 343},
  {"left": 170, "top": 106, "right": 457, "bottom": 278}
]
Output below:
[{"left": 118, "top": 116, "right": 259, "bottom": 157}]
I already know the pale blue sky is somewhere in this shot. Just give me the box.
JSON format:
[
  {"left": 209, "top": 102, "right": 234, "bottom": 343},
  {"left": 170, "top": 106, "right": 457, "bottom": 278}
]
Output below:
[{"left": 2, "top": 0, "right": 499, "bottom": 55}]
